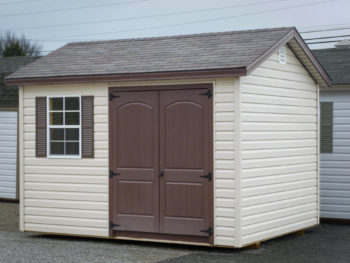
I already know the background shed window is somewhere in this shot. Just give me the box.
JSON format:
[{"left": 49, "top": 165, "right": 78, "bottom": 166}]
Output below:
[
  {"left": 320, "top": 102, "right": 333, "bottom": 153},
  {"left": 48, "top": 96, "right": 80, "bottom": 156}
]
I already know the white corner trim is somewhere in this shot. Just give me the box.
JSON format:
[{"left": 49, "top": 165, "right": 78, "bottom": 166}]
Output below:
[
  {"left": 18, "top": 86, "right": 24, "bottom": 231},
  {"left": 234, "top": 77, "right": 242, "bottom": 247}
]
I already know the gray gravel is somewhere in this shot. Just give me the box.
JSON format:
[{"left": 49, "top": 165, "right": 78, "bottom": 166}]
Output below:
[
  {"left": 160, "top": 224, "right": 350, "bottom": 263},
  {"left": 1, "top": 201, "right": 350, "bottom": 263},
  {"left": 0, "top": 202, "right": 192, "bottom": 263}
]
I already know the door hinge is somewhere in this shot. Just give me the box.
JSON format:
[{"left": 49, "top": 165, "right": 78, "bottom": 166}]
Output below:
[
  {"left": 109, "top": 170, "right": 121, "bottom": 178},
  {"left": 199, "top": 89, "right": 212, "bottom": 98},
  {"left": 200, "top": 172, "right": 212, "bottom": 181},
  {"left": 200, "top": 227, "right": 213, "bottom": 236},
  {"left": 110, "top": 221, "right": 120, "bottom": 229},
  {"left": 109, "top": 93, "right": 120, "bottom": 101}
]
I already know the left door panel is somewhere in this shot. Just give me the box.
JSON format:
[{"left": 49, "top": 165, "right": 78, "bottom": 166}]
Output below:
[{"left": 110, "top": 91, "right": 159, "bottom": 233}]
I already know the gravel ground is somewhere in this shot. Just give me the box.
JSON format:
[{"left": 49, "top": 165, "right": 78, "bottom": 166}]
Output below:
[{"left": 0, "top": 201, "right": 350, "bottom": 263}]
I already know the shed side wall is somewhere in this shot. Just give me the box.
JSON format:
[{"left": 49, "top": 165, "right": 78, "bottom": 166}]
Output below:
[
  {"left": 320, "top": 90, "right": 350, "bottom": 220},
  {"left": 239, "top": 46, "right": 318, "bottom": 245},
  {"left": 22, "top": 84, "right": 109, "bottom": 237}
]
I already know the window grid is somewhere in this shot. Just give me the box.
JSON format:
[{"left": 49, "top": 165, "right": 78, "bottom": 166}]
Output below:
[{"left": 47, "top": 96, "right": 81, "bottom": 158}]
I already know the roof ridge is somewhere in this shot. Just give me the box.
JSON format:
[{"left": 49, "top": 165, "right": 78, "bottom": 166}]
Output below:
[{"left": 66, "top": 27, "right": 295, "bottom": 46}]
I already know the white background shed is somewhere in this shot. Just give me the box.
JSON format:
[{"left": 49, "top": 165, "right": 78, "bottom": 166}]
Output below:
[
  {"left": 6, "top": 27, "right": 331, "bottom": 248},
  {"left": 0, "top": 57, "right": 39, "bottom": 200},
  {"left": 314, "top": 47, "right": 350, "bottom": 220},
  {"left": 0, "top": 110, "right": 17, "bottom": 200}
]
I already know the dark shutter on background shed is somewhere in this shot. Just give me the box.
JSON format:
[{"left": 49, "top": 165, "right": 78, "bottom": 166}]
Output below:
[
  {"left": 81, "top": 96, "right": 94, "bottom": 158},
  {"left": 320, "top": 102, "right": 333, "bottom": 153},
  {"left": 35, "top": 97, "right": 47, "bottom": 157}
]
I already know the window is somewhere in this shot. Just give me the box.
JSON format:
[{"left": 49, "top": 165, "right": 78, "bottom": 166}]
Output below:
[
  {"left": 320, "top": 102, "right": 333, "bottom": 153},
  {"left": 279, "top": 45, "right": 287, "bottom": 64},
  {"left": 47, "top": 96, "right": 81, "bottom": 157}
]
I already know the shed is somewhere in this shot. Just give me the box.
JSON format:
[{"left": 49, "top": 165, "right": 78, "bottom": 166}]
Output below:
[
  {"left": 0, "top": 56, "right": 38, "bottom": 200},
  {"left": 6, "top": 27, "right": 330, "bottom": 248},
  {"left": 313, "top": 44, "right": 350, "bottom": 221}
]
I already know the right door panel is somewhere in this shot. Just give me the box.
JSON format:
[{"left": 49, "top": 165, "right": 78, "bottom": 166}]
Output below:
[{"left": 159, "top": 89, "right": 211, "bottom": 236}]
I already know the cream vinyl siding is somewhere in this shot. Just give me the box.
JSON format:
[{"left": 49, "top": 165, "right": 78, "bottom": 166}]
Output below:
[
  {"left": 21, "top": 78, "right": 236, "bottom": 245},
  {"left": 22, "top": 83, "right": 109, "bottom": 237},
  {"left": 239, "top": 46, "right": 318, "bottom": 246},
  {"left": 320, "top": 91, "right": 350, "bottom": 220},
  {"left": 213, "top": 79, "right": 237, "bottom": 246}
]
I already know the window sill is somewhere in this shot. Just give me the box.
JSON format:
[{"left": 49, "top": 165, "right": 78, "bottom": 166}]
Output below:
[{"left": 47, "top": 155, "right": 82, "bottom": 159}]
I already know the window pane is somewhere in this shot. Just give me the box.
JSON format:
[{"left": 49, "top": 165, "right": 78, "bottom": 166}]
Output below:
[
  {"left": 66, "top": 128, "right": 79, "bottom": 141},
  {"left": 50, "top": 128, "right": 64, "bottom": 140},
  {"left": 66, "top": 142, "right": 79, "bottom": 155},
  {"left": 50, "top": 142, "right": 64, "bottom": 155},
  {"left": 65, "top": 97, "right": 79, "bottom": 110},
  {"left": 65, "top": 112, "right": 79, "bottom": 125},
  {"left": 50, "top": 112, "right": 63, "bottom": 125},
  {"left": 50, "top": 98, "right": 63, "bottom": 110}
]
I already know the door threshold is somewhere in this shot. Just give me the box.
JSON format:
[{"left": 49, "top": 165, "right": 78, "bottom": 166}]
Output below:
[{"left": 112, "top": 231, "right": 211, "bottom": 246}]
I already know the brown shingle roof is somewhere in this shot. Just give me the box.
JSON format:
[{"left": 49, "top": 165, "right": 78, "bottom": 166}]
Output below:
[
  {"left": 5, "top": 27, "right": 331, "bottom": 88},
  {"left": 7, "top": 28, "right": 293, "bottom": 79}
]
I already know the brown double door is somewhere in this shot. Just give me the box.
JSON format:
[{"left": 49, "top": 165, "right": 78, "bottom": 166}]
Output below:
[{"left": 110, "top": 87, "right": 212, "bottom": 238}]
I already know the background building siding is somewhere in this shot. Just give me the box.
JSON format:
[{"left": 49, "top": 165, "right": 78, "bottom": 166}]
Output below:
[
  {"left": 239, "top": 46, "right": 318, "bottom": 246},
  {"left": 320, "top": 91, "right": 350, "bottom": 220},
  {"left": 0, "top": 111, "right": 17, "bottom": 199}
]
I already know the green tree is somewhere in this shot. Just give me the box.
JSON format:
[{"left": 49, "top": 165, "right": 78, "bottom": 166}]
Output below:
[
  {"left": 0, "top": 31, "right": 42, "bottom": 57},
  {"left": 2, "top": 42, "right": 26, "bottom": 56}
]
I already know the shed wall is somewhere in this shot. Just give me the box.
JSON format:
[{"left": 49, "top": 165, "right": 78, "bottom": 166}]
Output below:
[
  {"left": 213, "top": 79, "right": 237, "bottom": 246},
  {"left": 22, "top": 84, "right": 109, "bottom": 237},
  {"left": 20, "top": 78, "right": 237, "bottom": 246},
  {"left": 239, "top": 46, "right": 319, "bottom": 245},
  {"left": 320, "top": 90, "right": 350, "bottom": 220}
]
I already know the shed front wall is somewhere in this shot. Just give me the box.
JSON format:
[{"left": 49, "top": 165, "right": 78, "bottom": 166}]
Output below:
[
  {"left": 320, "top": 90, "right": 350, "bottom": 220},
  {"left": 239, "top": 45, "right": 319, "bottom": 246},
  {"left": 21, "top": 83, "right": 109, "bottom": 237},
  {"left": 20, "top": 78, "right": 237, "bottom": 246}
]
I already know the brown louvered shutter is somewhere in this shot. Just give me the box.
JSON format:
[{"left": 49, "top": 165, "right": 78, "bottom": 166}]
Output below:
[
  {"left": 36, "top": 97, "right": 47, "bottom": 157},
  {"left": 82, "top": 96, "right": 94, "bottom": 158},
  {"left": 320, "top": 102, "right": 333, "bottom": 153}
]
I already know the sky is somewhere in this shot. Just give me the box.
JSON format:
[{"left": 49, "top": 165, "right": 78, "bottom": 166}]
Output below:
[{"left": 0, "top": 0, "right": 349, "bottom": 55}]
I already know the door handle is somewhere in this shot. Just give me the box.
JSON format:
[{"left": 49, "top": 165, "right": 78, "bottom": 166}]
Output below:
[{"left": 159, "top": 171, "right": 164, "bottom": 177}]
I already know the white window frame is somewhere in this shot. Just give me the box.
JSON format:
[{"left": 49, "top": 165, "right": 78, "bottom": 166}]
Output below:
[{"left": 47, "top": 95, "right": 82, "bottom": 159}]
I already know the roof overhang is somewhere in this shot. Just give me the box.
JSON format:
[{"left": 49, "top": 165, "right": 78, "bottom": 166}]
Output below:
[{"left": 5, "top": 67, "right": 247, "bottom": 86}]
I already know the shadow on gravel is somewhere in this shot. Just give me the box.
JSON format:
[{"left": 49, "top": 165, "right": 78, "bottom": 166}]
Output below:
[
  {"left": 1, "top": 201, "right": 350, "bottom": 263},
  {"left": 159, "top": 224, "right": 350, "bottom": 263}
]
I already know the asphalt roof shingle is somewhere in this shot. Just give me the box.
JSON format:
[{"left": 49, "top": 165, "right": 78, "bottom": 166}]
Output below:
[
  {"left": 313, "top": 48, "right": 350, "bottom": 85},
  {"left": 0, "top": 57, "right": 39, "bottom": 107},
  {"left": 7, "top": 27, "right": 293, "bottom": 79}
]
